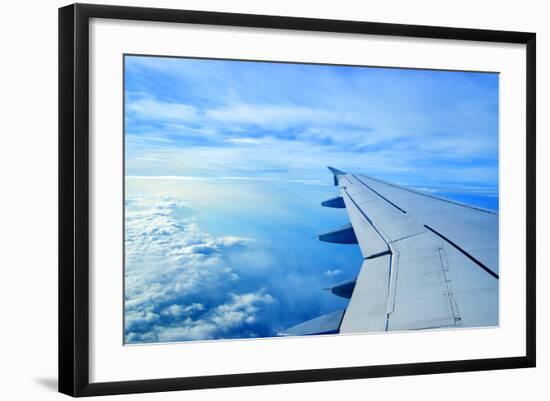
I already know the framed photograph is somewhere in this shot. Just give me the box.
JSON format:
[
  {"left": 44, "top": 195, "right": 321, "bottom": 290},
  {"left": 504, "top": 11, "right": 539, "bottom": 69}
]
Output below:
[{"left": 58, "top": 3, "right": 536, "bottom": 397}]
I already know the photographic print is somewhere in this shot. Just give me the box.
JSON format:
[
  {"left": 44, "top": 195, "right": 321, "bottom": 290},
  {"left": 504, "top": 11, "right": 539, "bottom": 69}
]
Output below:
[{"left": 123, "top": 55, "right": 499, "bottom": 345}]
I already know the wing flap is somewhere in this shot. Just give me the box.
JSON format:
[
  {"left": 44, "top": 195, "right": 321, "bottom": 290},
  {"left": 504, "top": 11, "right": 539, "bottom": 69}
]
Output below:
[
  {"left": 440, "top": 242, "right": 499, "bottom": 327},
  {"left": 340, "top": 254, "right": 391, "bottom": 333},
  {"left": 386, "top": 233, "right": 461, "bottom": 330},
  {"left": 279, "top": 309, "right": 345, "bottom": 336},
  {"left": 388, "top": 231, "right": 498, "bottom": 330}
]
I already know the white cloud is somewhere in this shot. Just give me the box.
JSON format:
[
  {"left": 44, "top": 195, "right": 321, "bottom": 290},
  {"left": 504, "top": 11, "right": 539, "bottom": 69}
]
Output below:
[
  {"left": 225, "top": 137, "right": 264, "bottom": 145},
  {"left": 124, "top": 193, "right": 277, "bottom": 343},
  {"left": 209, "top": 291, "right": 276, "bottom": 331},
  {"left": 154, "top": 321, "right": 219, "bottom": 342},
  {"left": 127, "top": 97, "right": 198, "bottom": 121},
  {"left": 216, "top": 236, "right": 251, "bottom": 248},
  {"left": 324, "top": 269, "right": 343, "bottom": 278},
  {"left": 161, "top": 303, "right": 205, "bottom": 319},
  {"left": 206, "top": 103, "right": 346, "bottom": 130},
  {"left": 124, "top": 94, "right": 497, "bottom": 186},
  {"left": 135, "top": 291, "right": 276, "bottom": 343}
]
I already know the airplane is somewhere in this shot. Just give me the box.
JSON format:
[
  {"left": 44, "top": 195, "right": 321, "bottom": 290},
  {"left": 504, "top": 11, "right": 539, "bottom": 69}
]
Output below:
[{"left": 280, "top": 167, "right": 499, "bottom": 336}]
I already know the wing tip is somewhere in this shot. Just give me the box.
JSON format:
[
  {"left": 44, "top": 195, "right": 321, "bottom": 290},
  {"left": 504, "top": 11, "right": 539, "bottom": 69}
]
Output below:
[
  {"left": 327, "top": 166, "right": 346, "bottom": 175},
  {"left": 327, "top": 166, "right": 346, "bottom": 186}
]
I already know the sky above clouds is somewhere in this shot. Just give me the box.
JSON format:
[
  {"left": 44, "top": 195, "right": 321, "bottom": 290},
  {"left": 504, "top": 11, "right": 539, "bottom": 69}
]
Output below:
[
  {"left": 124, "top": 55, "right": 499, "bottom": 344},
  {"left": 125, "top": 55, "right": 499, "bottom": 189}
]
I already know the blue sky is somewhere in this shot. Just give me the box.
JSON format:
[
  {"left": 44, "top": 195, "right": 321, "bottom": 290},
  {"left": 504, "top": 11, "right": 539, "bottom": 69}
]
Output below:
[{"left": 124, "top": 55, "right": 499, "bottom": 343}]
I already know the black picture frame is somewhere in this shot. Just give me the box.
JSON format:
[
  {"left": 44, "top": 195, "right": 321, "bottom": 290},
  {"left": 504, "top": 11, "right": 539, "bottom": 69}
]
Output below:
[{"left": 59, "top": 3, "right": 536, "bottom": 397}]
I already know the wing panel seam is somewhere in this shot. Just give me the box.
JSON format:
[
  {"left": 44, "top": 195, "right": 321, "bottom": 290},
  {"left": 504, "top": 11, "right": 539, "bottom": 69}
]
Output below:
[
  {"left": 365, "top": 250, "right": 392, "bottom": 260},
  {"left": 352, "top": 174, "right": 407, "bottom": 214},
  {"left": 425, "top": 224, "right": 499, "bottom": 279},
  {"left": 342, "top": 188, "right": 391, "bottom": 250},
  {"left": 437, "top": 247, "right": 462, "bottom": 325}
]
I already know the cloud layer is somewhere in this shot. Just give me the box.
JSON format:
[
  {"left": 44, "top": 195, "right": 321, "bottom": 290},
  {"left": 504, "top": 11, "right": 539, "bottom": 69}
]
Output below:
[{"left": 124, "top": 194, "right": 278, "bottom": 343}]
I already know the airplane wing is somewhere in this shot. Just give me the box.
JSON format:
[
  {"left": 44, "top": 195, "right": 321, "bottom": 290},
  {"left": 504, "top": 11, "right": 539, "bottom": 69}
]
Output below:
[{"left": 281, "top": 167, "right": 498, "bottom": 336}]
